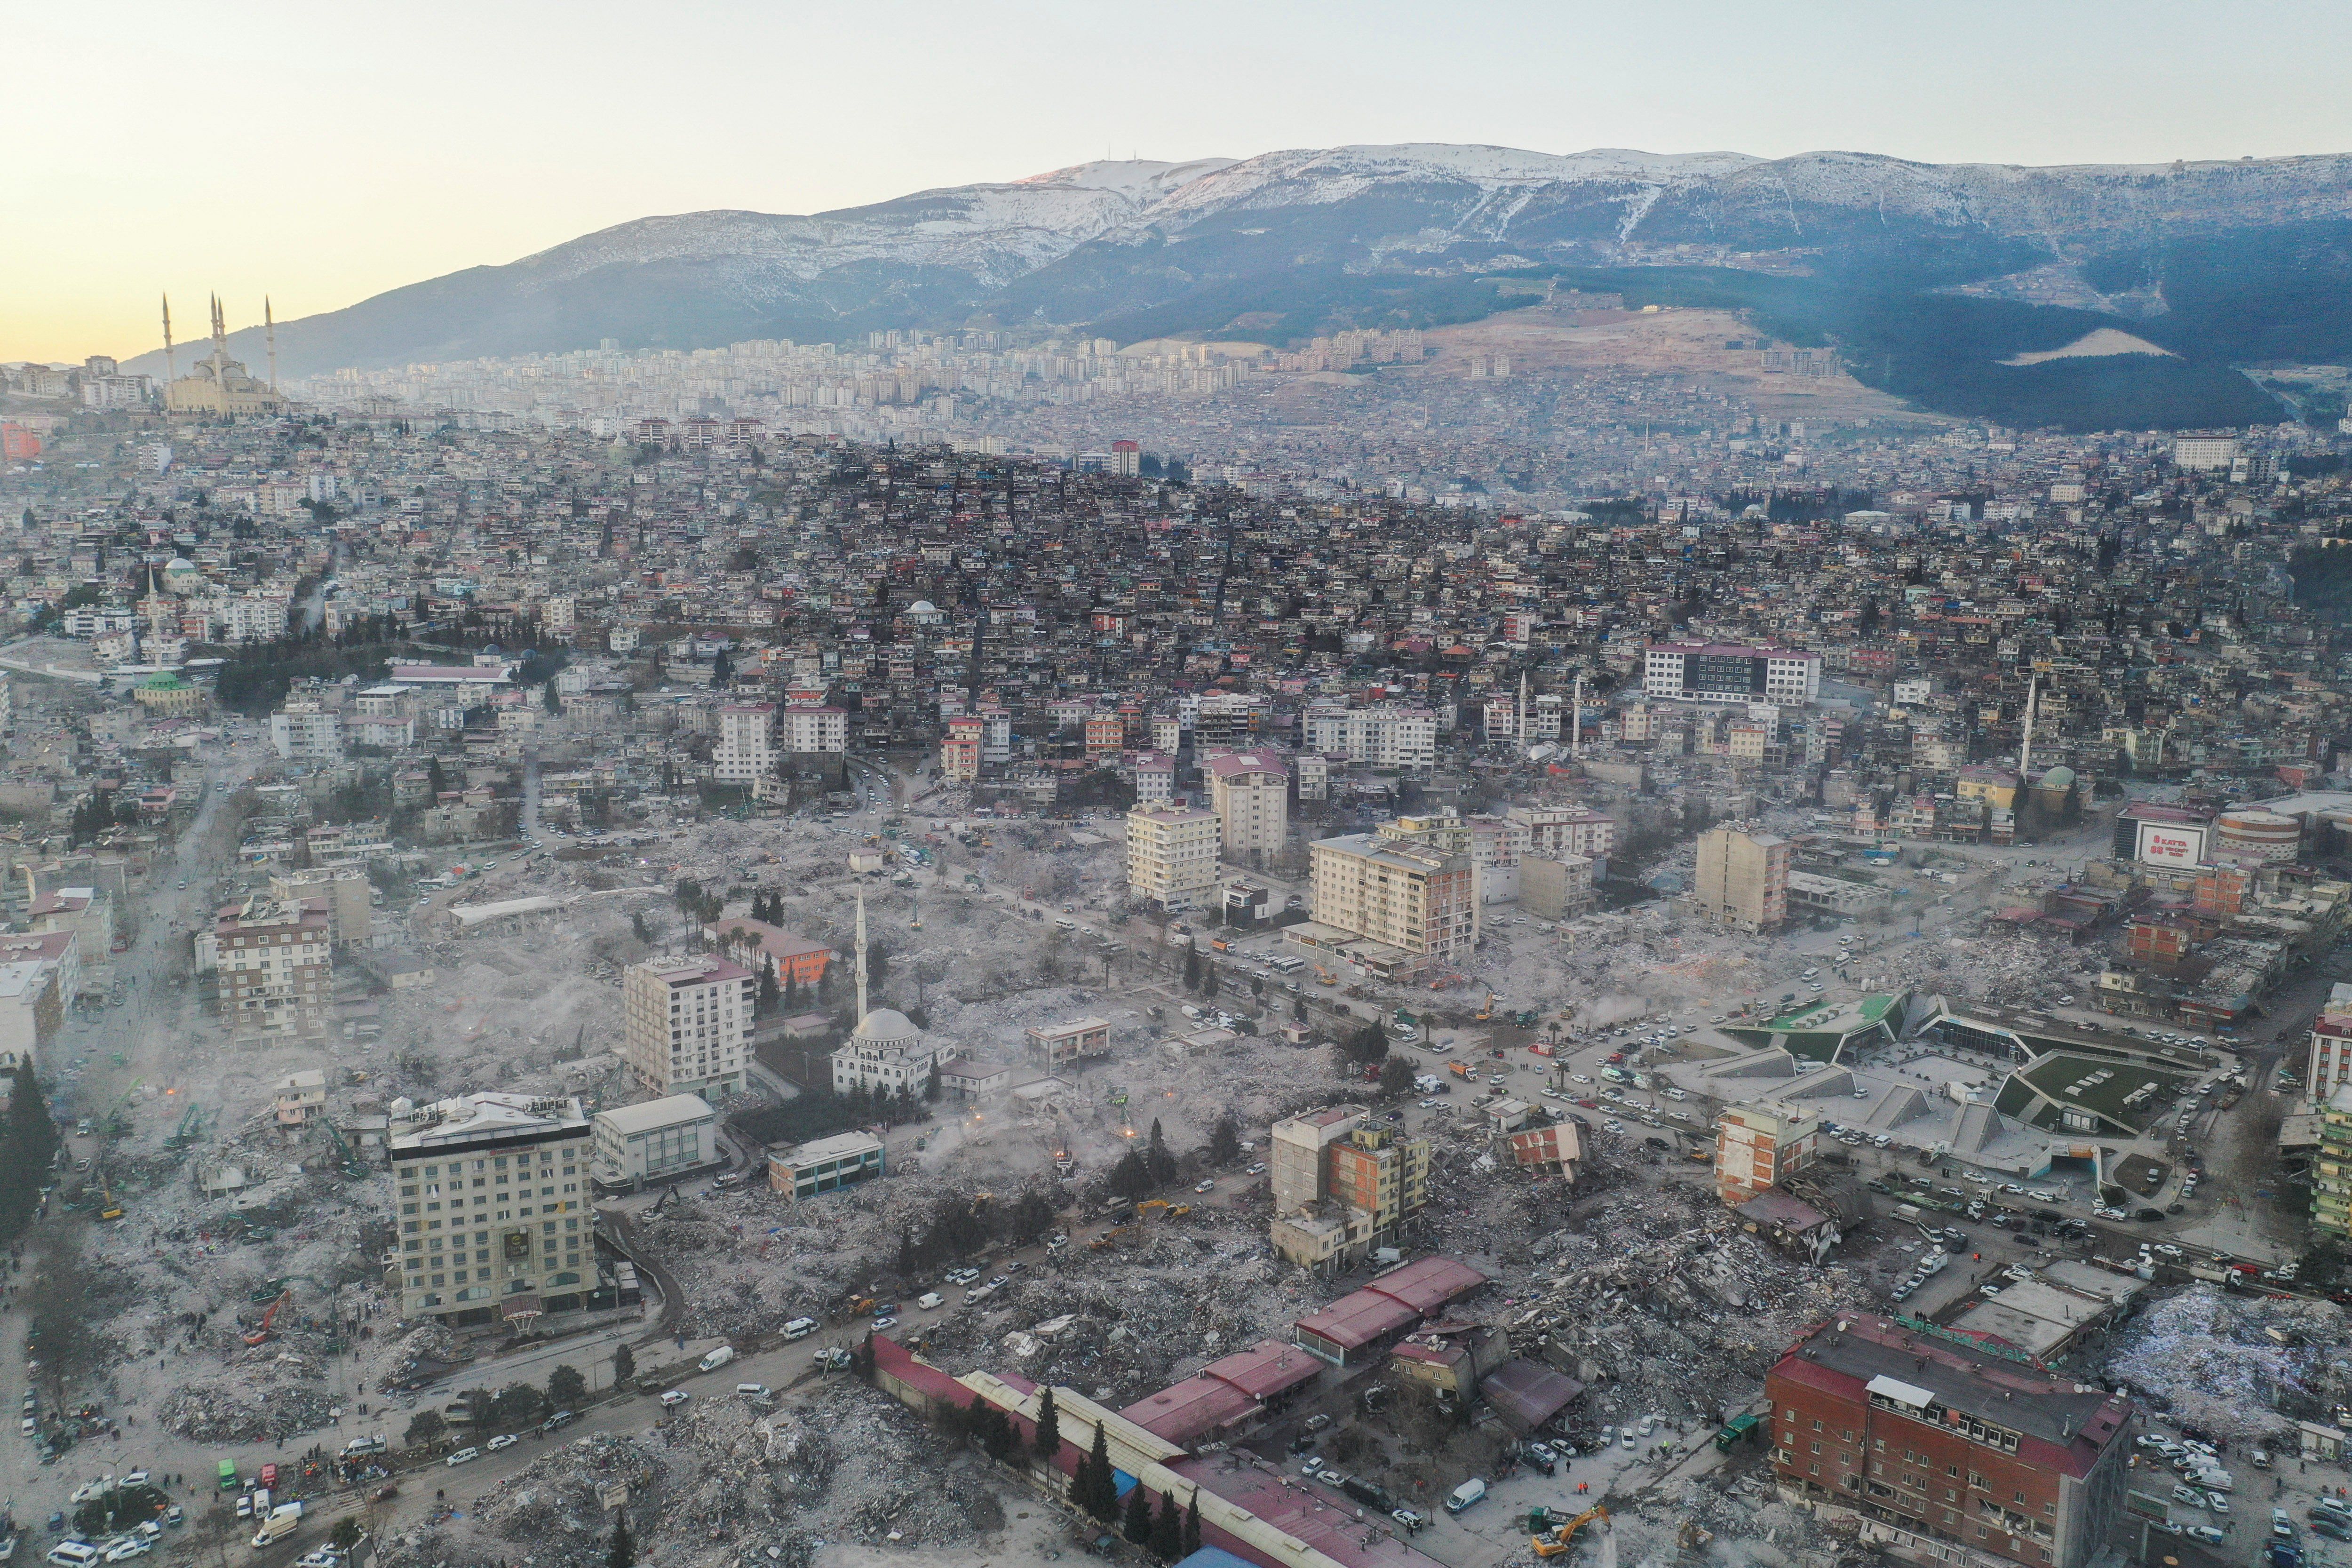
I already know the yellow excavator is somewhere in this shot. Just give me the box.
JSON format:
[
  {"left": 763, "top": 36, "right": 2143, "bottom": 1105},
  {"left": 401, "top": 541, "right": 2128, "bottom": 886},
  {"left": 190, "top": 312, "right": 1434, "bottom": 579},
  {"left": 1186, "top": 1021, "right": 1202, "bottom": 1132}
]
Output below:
[
  {"left": 95, "top": 1168, "right": 123, "bottom": 1223},
  {"left": 1532, "top": 1505, "right": 1608, "bottom": 1559},
  {"left": 1475, "top": 992, "right": 1497, "bottom": 1021}
]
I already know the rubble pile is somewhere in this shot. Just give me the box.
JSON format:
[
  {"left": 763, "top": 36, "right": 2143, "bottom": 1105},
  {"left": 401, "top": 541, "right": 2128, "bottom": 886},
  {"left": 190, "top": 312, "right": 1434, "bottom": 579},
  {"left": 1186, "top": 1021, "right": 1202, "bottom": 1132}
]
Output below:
[
  {"left": 376, "top": 1387, "right": 988, "bottom": 1568},
  {"left": 2106, "top": 1284, "right": 2352, "bottom": 1441},
  {"left": 160, "top": 1361, "right": 338, "bottom": 1444}
]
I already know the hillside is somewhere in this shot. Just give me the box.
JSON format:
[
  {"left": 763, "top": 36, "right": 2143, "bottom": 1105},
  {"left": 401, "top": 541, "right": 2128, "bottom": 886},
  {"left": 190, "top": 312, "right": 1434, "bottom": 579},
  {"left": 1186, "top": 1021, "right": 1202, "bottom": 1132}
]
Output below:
[{"left": 128, "top": 142, "right": 2352, "bottom": 428}]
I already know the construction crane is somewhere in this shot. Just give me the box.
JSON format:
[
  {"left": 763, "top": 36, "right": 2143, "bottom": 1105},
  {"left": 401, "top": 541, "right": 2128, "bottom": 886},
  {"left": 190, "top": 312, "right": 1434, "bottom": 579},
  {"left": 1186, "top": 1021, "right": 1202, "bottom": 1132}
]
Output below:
[
  {"left": 244, "top": 1288, "right": 292, "bottom": 1347},
  {"left": 1531, "top": 1505, "right": 1608, "bottom": 1559}
]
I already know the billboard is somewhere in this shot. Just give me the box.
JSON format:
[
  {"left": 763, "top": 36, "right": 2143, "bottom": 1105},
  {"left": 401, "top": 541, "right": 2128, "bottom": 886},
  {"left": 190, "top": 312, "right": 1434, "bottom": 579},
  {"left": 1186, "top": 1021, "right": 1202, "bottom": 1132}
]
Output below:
[{"left": 2137, "top": 821, "right": 2208, "bottom": 867}]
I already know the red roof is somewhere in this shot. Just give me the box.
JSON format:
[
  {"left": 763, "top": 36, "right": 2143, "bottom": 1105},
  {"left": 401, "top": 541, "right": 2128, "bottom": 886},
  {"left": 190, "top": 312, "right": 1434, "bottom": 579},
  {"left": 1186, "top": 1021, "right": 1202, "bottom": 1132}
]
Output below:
[
  {"left": 1120, "top": 1374, "right": 1259, "bottom": 1445},
  {"left": 1195, "top": 1339, "right": 1321, "bottom": 1399}
]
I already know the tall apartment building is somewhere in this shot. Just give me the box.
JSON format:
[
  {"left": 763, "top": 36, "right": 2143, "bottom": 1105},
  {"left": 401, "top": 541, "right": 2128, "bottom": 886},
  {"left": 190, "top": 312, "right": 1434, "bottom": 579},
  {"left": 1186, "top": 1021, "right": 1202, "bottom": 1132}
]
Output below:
[
  {"left": 2171, "top": 434, "right": 2240, "bottom": 472},
  {"left": 1302, "top": 704, "right": 1438, "bottom": 772},
  {"left": 1691, "top": 826, "right": 1791, "bottom": 933},
  {"left": 621, "top": 954, "right": 755, "bottom": 1098},
  {"left": 941, "top": 715, "right": 984, "bottom": 781},
  {"left": 386, "top": 1093, "right": 601, "bottom": 1328},
  {"left": 1126, "top": 804, "right": 1221, "bottom": 908},
  {"left": 1269, "top": 1105, "right": 1430, "bottom": 1274},
  {"left": 1309, "top": 834, "right": 1477, "bottom": 961},
  {"left": 268, "top": 701, "right": 343, "bottom": 763},
  {"left": 714, "top": 702, "right": 777, "bottom": 784},
  {"left": 2316, "top": 1083, "right": 2352, "bottom": 1243},
  {"left": 1765, "top": 1313, "right": 2134, "bottom": 1568},
  {"left": 1715, "top": 1098, "right": 1821, "bottom": 1205},
  {"left": 1205, "top": 751, "right": 1289, "bottom": 868},
  {"left": 1506, "top": 804, "right": 1618, "bottom": 862},
  {"left": 1644, "top": 642, "right": 1821, "bottom": 705},
  {"left": 782, "top": 702, "right": 847, "bottom": 753},
  {"left": 2308, "top": 983, "right": 2352, "bottom": 1104},
  {"left": 200, "top": 895, "right": 333, "bottom": 1044}
]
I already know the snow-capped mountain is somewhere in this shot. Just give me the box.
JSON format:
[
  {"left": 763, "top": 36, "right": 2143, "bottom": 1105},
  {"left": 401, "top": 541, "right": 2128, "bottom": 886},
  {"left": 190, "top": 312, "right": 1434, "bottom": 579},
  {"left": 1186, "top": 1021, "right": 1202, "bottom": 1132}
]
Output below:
[{"left": 135, "top": 141, "right": 2352, "bottom": 426}]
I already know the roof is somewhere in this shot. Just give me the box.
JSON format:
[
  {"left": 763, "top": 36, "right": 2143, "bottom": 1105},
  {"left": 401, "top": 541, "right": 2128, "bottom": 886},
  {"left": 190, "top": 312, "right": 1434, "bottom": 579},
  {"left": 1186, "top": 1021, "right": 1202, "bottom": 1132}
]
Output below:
[
  {"left": 390, "top": 1093, "right": 587, "bottom": 1153},
  {"left": 1365, "top": 1256, "right": 1488, "bottom": 1313},
  {"left": 1196, "top": 1338, "right": 1323, "bottom": 1399},
  {"left": 1295, "top": 1258, "right": 1489, "bottom": 1351},
  {"left": 596, "top": 1094, "right": 715, "bottom": 1136},
  {"left": 1207, "top": 751, "right": 1288, "bottom": 779},
  {"left": 449, "top": 894, "right": 564, "bottom": 927},
  {"left": 853, "top": 1007, "right": 920, "bottom": 1042},
  {"left": 1736, "top": 1189, "right": 1835, "bottom": 1231},
  {"left": 1120, "top": 1373, "right": 1260, "bottom": 1445},
  {"left": 779, "top": 1130, "right": 883, "bottom": 1166},
  {"left": 1480, "top": 1357, "right": 1585, "bottom": 1430}
]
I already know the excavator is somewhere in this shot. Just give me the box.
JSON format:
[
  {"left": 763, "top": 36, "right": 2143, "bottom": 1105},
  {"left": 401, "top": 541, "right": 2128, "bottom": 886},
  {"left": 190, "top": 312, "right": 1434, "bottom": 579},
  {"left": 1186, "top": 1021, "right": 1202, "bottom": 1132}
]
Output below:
[
  {"left": 1531, "top": 1505, "right": 1607, "bottom": 1559},
  {"left": 94, "top": 1169, "right": 123, "bottom": 1223},
  {"left": 244, "top": 1288, "right": 292, "bottom": 1346},
  {"left": 1475, "top": 992, "right": 1497, "bottom": 1022}
]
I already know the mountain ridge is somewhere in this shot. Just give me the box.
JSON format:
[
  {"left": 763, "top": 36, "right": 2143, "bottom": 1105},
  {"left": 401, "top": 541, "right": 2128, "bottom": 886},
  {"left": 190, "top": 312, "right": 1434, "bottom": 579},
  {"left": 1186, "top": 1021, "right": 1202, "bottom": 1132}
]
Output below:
[{"left": 129, "top": 141, "right": 2352, "bottom": 428}]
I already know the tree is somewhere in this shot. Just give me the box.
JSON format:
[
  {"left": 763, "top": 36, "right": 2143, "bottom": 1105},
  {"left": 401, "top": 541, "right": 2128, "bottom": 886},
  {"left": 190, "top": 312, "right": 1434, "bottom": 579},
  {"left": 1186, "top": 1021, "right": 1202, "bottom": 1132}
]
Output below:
[
  {"left": 759, "top": 956, "right": 780, "bottom": 1016},
  {"left": 924, "top": 1057, "right": 942, "bottom": 1101},
  {"left": 1081, "top": 1423, "right": 1120, "bottom": 1521},
  {"left": 1105, "top": 1149, "right": 1153, "bottom": 1202},
  {"left": 1378, "top": 1055, "right": 1416, "bottom": 1097},
  {"left": 1183, "top": 945, "right": 1202, "bottom": 991},
  {"left": 1207, "top": 1113, "right": 1242, "bottom": 1166},
  {"left": 493, "top": 1381, "right": 548, "bottom": 1430},
  {"left": 1033, "top": 1385, "right": 1061, "bottom": 1459},
  {"left": 608, "top": 1516, "right": 636, "bottom": 1568},
  {"left": 330, "top": 1520, "right": 363, "bottom": 1552},
  {"left": 0, "top": 1059, "right": 59, "bottom": 1241},
  {"left": 547, "top": 1363, "right": 588, "bottom": 1409},
  {"left": 612, "top": 1342, "right": 636, "bottom": 1387},
  {"left": 866, "top": 938, "right": 889, "bottom": 986},
  {"left": 403, "top": 1409, "right": 445, "bottom": 1448},
  {"left": 543, "top": 681, "right": 562, "bottom": 714},
  {"left": 1184, "top": 1490, "right": 1201, "bottom": 1557},
  {"left": 1152, "top": 1489, "right": 1184, "bottom": 1560},
  {"left": 1123, "top": 1481, "right": 1153, "bottom": 1545},
  {"left": 1144, "top": 1119, "right": 1178, "bottom": 1187}
]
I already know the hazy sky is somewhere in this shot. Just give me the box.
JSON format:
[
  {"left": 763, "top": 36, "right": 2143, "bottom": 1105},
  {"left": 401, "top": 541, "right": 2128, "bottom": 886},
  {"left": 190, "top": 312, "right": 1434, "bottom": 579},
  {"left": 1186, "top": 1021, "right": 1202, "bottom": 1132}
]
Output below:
[{"left": 11, "top": 0, "right": 2352, "bottom": 364}]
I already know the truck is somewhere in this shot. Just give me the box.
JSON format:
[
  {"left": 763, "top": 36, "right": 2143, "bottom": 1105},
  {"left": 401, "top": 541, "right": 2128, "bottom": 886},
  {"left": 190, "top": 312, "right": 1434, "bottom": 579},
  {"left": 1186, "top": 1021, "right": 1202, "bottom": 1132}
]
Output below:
[
  {"left": 1445, "top": 1479, "right": 1487, "bottom": 1515},
  {"left": 1894, "top": 1203, "right": 1923, "bottom": 1223},
  {"left": 1714, "top": 1413, "right": 1761, "bottom": 1450},
  {"left": 249, "top": 1504, "right": 302, "bottom": 1550}
]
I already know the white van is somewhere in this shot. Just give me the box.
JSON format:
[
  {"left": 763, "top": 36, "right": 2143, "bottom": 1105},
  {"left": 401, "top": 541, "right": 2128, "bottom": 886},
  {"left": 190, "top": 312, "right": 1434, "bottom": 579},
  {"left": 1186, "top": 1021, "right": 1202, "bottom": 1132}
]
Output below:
[
  {"left": 698, "top": 1345, "right": 735, "bottom": 1373},
  {"left": 1445, "top": 1478, "right": 1487, "bottom": 1514},
  {"left": 916, "top": 1292, "right": 943, "bottom": 1310},
  {"left": 782, "top": 1318, "right": 818, "bottom": 1341},
  {"left": 48, "top": 1546, "right": 100, "bottom": 1568},
  {"left": 734, "top": 1383, "right": 771, "bottom": 1401}
]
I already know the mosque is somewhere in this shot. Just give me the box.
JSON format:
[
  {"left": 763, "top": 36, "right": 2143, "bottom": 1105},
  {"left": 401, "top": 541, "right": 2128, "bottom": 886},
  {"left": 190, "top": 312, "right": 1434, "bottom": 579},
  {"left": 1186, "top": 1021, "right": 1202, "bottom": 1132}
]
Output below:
[{"left": 162, "top": 294, "right": 285, "bottom": 417}]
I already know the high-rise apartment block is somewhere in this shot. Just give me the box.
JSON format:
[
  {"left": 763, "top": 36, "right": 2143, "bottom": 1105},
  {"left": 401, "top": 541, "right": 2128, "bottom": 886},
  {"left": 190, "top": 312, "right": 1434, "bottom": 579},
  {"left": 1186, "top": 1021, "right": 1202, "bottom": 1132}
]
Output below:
[
  {"left": 1309, "top": 834, "right": 1477, "bottom": 960},
  {"left": 1506, "top": 804, "right": 1617, "bottom": 861},
  {"left": 622, "top": 954, "right": 755, "bottom": 1098},
  {"left": 1691, "top": 826, "right": 1790, "bottom": 933},
  {"left": 1269, "top": 1105, "right": 1430, "bottom": 1274},
  {"left": 2316, "top": 1083, "right": 2352, "bottom": 1243},
  {"left": 782, "top": 702, "right": 847, "bottom": 753},
  {"left": 1715, "top": 1098, "right": 1821, "bottom": 1206},
  {"left": 1126, "top": 804, "right": 1220, "bottom": 908},
  {"left": 1205, "top": 750, "right": 1289, "bottom": 868},
  {"left": 1644, "top": 643, "right": 1821, "bottom": 705},
  {"left": 1301, "top": 704, "right": 1438, "bottom": 771},
  {"left": 386, "top": 1093, "right": 601, "bottom": 1328},
  {"left": 714, "top": 702, "right": 777, "bottom": 784},
  {"left": 200, "top": 894, "right": 334, "bottom": 1045}
]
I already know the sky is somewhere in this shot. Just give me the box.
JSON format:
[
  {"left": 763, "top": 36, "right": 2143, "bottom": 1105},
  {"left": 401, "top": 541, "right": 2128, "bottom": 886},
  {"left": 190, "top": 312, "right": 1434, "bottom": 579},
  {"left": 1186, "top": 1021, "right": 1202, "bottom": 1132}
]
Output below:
[{"left": 10, "top": 0, "right": 2352, "bottom": 364}]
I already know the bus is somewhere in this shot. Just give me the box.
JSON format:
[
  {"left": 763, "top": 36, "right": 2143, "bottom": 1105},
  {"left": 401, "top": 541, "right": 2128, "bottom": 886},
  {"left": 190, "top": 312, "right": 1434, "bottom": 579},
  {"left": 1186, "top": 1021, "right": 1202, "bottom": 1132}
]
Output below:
[{"left": 217, "top": 1459, "right": 239, "bottom": 1491}]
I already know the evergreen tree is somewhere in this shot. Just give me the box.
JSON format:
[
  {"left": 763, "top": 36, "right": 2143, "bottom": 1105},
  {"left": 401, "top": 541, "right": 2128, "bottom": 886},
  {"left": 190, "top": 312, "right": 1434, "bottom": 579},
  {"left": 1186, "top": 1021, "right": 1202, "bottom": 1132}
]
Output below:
[
  {"left": 1033, "top": 1385, "right": 1061, "bottom": 1459},
  {"left": 1086, "top": 1423, "right": 1118, "bottom": 1520},
  {"left": 1123, "top": 1482, "right": 1153, "bottom": 1545},
  {"left": 1183, "top": 1490, "right": 1200, "bottom": 1557},
  {"left": 1183, "top": 945, "right": 1201, "bottom": 991},
  {"left": 0, "top": 1060, "right": 56, "bottom": 1241},
  {"left": 924, "top": 1058, "right": 941, "bottom": 1102},
  {"left": 607, "top": 1516, "right": 635, "bottom": 1568},
  {"left": 759, "top": 956, "right": 779, "bottom": 1015},
  {"left": 612, "top": 1342, "right": 635, "bottom": 1387},
  {"left": 1208, "top": 1114, "right": 1242, "bottom": 1166},
  {"left": 1152, "top": 1490, "right": 1184, "bottom": 1560}
]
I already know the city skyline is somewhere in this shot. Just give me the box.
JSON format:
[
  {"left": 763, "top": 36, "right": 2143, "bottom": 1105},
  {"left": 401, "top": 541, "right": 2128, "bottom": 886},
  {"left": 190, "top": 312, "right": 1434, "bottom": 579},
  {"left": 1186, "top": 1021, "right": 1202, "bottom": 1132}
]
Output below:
[{"left": 12, "top": 0, "right": 2352, "bottom": 362}]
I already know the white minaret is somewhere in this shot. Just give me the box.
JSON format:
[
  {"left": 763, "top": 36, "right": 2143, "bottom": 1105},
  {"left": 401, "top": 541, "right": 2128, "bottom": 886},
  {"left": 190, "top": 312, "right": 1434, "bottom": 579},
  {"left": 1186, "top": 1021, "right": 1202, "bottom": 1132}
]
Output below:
[
  {"left": 854, "top": 890, "right": 868, "bottom": 1023},
  {"left": 2019, "top": 673, "right": 2039, "bottom": 782},
  {"left": 265, "top": 296, "right": 278, "bottom": 394},
  {"left": 1571, "top": 673, "right": 1584, "bottom": 756},
  {"left": 160, "top": 294, "right": 175, "bottom": 386}
]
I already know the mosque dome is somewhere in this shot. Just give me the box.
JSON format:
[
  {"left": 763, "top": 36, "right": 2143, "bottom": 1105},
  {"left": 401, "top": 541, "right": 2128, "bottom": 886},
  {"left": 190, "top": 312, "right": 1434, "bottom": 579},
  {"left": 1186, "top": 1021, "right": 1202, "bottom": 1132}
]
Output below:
[{"left": 852, "top": 1008, "right": 919, "bottom": 1044}]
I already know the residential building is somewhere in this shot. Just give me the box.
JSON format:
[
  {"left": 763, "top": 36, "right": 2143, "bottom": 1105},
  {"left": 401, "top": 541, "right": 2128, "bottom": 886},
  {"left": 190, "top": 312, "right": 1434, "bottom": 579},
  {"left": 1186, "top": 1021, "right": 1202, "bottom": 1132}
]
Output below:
[
  {"left": 941, "top": 715, "right": 983, "bottom": 781},
  {"left": 714, "top": 701, "right": 777, "bottom": 784},
  {"left": 1644, "top": 642, "right": 1822, "bottom": 704},
  {"left": 1765, "top": 1312, "right": 2135, "bottom": 1568},
  {"left": 1125, "top": 804, "right": 1220, "bottom": 908},
  {"left": 273, "top": 1069, "right": 327, "bottom": 1126},
  {"left": 1691, "top": 826, "right": 1791, "bottom": 933},
  {"left": 270, "top": 868, "right": 373, "bottom": 946},
  {"left": 385, "top": 1092, "right": 600, "bottom": 1328},
  {"left": 1507, "top": 804, "right": 1618, "bottom": 861},
  {"left": 1131, "top": 750, "right": 1175, "bottom": 804},
  {"left": 201, "top": 894, "right": 333, "bottom": 1045},
  {"left": 0, "top": 959, "right": 64, "bottom": 1074},
  {"left": 1309, "top": 833, "right": 1477, "bottom": 961},
  {"left": 781, "top": 702, "right": 848, "bottom": 753},
  {"left": 27, "top": 888, "right": 109, "bottom": 993},
  {"left": 702, "top": 917, "right": 832, "bottom": 991},
  {"left": 1716, "top": 1098, "right": 1821, "bottom": 1206},
  {"left": 1205, "top": 750, "right": 1289, "bottom": 868},
  {"left": 1302, "top": 703, "right": 1438, "bottom": 772},
  {"left": 268, "top": 701, "right": 342, "bottom": 763},
  {"left": 1269, "top": 1104, "right": 1430, "bottom": 1274},
  {"left": 1521, "top": 853, "right": 1597, "bottom": 919},
  {"left": 2308, "top": 982, "right": 2352, "bottom": 1105},
  {"left": 1025, "top": 1017, "right": 1111, "bottom": 1069},
  {"left": 2316, "top": 1083, "right": 2352, "bottom": 1242},
  {"left": 621, "top": 954, "right": 755, "bottom": 1098},
  {"left": 769, "top": 1130, "right": 886, "bottom": 1200},
  {"left": 829, "top": 1007, "right": 941, "bottom": 1098}
]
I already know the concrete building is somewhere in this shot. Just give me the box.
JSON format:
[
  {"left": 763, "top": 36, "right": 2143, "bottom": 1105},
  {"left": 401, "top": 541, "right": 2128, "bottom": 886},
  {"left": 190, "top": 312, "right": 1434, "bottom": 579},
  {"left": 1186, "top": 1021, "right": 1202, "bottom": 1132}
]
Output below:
[
  {"left": 941, "top": 715, "right": 983, "bottom": 782},
  {"left": 1765, "top": 1312, "right": 2135, "bottom": 1568},
  {"left": 1507, "top": 804, "right": 1617, "bottom": 861},
  {"left": 1269, "top": 1105, "right": 1430, "bottom": 1274},
  {"left": 703, "top": 917, "right": 833, "bottom": 991},
  {"left": 1644, "top": 642, "right": 1822, "bottom": 705},
  {"left": 1691, "top": 826, "right": 1791, "bottom": 933},
  {"left": 590, "top": 1094, "right": 718, "bottom": 1189},
  {"left": 2308, "top": 983, "right": 2352, "bottom": 1105},
  {"left": 1025, "top": 1017, "right": 1110, "bottom": 1069},
  {"left": 0, "top": 958, "right": 64, "bottom": 1074},
  {"left": 714, "top": 702, "right": 777, "bottom": 784},
  {"left": 1716, "top": 1098, "right": 1821, "bottom": 1206},
  {"left": 268, "top": 701, "right": 342, "bottom": 763},
  {"left": 829, "top": 1007, "right": 941, "bottom": 1098},
  {"left": 270, "top": 868, "right": 373, "bottom": 946},
  {"left": 201, "top": 894, "right": 333, "bottom": 1045},
  {"left": 770, "top": 1130, "right": 886, "bottom": 1201},
  {"left": 621, "top": 954, "right": 755, "bottom": 1098},
  {"left": 1302, "top": 703, "right": 1438, "bottom": 772},
  {"left": 28, "top": 887, "right": 109, "bottom": 995},
  {"left": 1205, "top": 751, "right": 1290, "bottom": 869},
  {"left": 2316, "top": 1083, "right": 2352, "bottom": 1243},
  {"left": 1126, "top": 804, "right": 1221, "bottom": 908},
  {"left": 1521, "top": 853, "right": 1597, "bottom": 919},
  {"left": 1309, "top": 833, "right": 1477, "bottom": 962},
  {"left": 386, "top": 1092, "right": 600, "bottom": 1328},
  {"left": 782, "top": 703, "right": 848, "bottom": 753}
]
